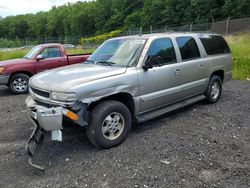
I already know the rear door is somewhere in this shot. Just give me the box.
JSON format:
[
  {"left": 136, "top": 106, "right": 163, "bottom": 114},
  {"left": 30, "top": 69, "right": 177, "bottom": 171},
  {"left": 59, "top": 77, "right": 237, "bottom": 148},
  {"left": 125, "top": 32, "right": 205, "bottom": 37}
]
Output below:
[
  {"left": 36, "top": 47, "right": 67, "bottom": 73},
  {"left": 138, "top": 38, "right": 183, "bottom": 112},
  {"left": 174, "top": 36, "right": 209, "bottom": 98}
]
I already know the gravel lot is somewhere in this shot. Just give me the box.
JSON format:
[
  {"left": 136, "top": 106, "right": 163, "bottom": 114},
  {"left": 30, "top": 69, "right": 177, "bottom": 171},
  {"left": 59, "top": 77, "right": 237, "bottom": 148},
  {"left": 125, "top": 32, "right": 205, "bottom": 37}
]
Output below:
[{"left": 0, "top": 80, "right": 249, "bottom": 188}]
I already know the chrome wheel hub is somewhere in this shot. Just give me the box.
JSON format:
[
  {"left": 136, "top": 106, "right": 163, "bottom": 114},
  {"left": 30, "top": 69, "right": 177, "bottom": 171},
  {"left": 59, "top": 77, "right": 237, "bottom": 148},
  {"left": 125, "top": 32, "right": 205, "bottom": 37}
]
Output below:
[
  {"left": 102, "top": 112, "right": 125, "bottom": 140},
  {"left": 13, "top": 78, "right": 27, "bottom": 92},
  {"left": 211, "top": 82, "right": 220, "bottom": 99}
]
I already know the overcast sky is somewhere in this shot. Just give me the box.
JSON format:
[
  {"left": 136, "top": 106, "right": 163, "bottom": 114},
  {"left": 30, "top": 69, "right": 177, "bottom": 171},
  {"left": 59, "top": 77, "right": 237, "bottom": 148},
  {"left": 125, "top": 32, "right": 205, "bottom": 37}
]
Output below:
[{"left": 0, "top": 0, "right": 88, "bottom": 18}]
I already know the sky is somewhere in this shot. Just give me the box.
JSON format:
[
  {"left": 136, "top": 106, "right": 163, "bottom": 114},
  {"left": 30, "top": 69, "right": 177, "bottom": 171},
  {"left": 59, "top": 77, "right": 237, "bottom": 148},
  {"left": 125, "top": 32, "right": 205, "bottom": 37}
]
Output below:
[{"left": 0, "top": 0, "right": 88, "bottom": 18}]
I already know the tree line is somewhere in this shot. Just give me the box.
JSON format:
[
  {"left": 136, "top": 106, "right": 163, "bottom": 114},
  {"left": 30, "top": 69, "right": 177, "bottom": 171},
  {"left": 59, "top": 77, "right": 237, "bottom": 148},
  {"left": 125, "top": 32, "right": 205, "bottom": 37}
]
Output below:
[{"left": 0, "top": 0, "right": 249, "bottom": 40}]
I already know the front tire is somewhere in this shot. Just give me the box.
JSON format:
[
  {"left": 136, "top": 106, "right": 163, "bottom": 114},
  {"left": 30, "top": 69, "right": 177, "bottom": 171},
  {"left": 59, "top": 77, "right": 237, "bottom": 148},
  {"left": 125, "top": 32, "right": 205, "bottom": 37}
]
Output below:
[
  {"left": 9, "top": 73, "right": 29, "bottom": 94},
  {"left": 86, "top": 100, "right": 132, "bottom": 149},
  {"left": 205, "top": 75, "right": 222, "bottom": 104}
]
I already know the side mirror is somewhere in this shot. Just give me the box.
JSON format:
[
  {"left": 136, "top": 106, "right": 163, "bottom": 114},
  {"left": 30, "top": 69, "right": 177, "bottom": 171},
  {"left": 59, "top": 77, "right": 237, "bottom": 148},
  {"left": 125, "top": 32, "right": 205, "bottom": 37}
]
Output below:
[
  {"left": 142, "top": 56, "right": 154, "bottom": 71},
  {"left": 36, "top": 54, "right": 44, "bottom": 61},
  {"left": 142, "top": 63, "right": 153, "bottom": 71}
]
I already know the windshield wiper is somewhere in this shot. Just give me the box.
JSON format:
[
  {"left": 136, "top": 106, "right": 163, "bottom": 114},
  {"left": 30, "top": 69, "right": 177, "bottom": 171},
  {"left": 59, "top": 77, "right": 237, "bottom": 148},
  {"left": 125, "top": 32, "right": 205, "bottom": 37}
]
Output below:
[
  {"left": 95, "top": 61, "right": 115, "bottom": 66},
  {"left": 85, "top": 59, "right": 95, "bottom": 64}
]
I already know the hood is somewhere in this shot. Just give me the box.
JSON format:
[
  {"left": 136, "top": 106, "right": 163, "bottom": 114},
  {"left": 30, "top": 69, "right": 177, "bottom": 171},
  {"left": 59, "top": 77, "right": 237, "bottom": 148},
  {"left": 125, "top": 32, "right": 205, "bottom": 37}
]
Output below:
[
  {"left": 0, "top": 58, "right": 30, "bottom": 67},
  {"left": 30, "top": 64, "right": 127, "bottom": 92}
]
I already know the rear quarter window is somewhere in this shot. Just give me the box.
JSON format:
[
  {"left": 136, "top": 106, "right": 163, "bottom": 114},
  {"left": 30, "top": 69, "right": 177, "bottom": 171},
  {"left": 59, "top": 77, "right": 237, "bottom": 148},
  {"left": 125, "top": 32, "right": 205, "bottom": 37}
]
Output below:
[{"left": 200, "top": 35, "right": 231, "bottom": 55}]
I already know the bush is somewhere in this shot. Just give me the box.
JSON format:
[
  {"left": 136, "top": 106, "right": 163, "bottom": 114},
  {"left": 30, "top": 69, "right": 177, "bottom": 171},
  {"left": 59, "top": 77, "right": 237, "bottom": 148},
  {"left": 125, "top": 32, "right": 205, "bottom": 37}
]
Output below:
[
  {"left": 0, "top": 38, "right": 22, "bottom": 48},
  {"left": 80, "top": 30, "right": 122, "bottom": 46}
]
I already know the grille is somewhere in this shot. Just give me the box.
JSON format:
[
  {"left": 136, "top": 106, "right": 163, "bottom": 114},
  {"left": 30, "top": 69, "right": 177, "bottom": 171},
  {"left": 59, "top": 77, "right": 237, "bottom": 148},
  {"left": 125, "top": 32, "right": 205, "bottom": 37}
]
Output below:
[
  {"left": 34, "top": 100, "right": 52, "bottom": 108},
  {"left": 30, "top": 87, "right": 50, "bottom": 98}
]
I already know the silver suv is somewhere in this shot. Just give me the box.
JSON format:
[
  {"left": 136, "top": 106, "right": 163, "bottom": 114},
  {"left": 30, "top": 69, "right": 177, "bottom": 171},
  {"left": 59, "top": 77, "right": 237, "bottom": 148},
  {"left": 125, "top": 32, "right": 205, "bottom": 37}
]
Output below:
[{"left": 26, "top": 33, "right": 232, "bottom": 168}]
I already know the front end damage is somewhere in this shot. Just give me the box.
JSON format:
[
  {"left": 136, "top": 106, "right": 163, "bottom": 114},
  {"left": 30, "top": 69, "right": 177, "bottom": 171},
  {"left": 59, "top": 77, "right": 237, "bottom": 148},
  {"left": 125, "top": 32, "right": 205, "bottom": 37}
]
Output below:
[{"left": 25, "top": 96, "right": 88, "bottom": 171}]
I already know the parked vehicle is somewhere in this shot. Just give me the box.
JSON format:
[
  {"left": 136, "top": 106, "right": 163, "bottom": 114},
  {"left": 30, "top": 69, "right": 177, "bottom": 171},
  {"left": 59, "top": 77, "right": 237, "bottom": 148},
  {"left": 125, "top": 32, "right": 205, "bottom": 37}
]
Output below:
[
  {"left": 0, "top": 43, "right": 90, "bottom": 94},
  {"left": 25, "top": 33, "right": 232, "bottom": 170},
  {"left": 63, "top": 44, "right": 75, "bottom": 49}
]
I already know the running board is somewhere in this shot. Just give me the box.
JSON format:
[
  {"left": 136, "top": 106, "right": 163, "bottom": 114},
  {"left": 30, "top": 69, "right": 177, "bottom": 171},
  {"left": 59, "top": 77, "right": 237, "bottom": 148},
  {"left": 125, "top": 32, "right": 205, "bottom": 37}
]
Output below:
[{"left": 136, "top": 95, "right": 206, "bottom": 123}]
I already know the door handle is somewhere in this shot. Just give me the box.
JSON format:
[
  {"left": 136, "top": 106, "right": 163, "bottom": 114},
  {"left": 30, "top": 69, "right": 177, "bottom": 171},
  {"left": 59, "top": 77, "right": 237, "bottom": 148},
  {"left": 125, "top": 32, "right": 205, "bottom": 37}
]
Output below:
[
  {"left": 175, "top": 69, "right": 181, "bottom": 75},
  {"left": 58, "top": 61, "right": 63, "bottom": 63}
]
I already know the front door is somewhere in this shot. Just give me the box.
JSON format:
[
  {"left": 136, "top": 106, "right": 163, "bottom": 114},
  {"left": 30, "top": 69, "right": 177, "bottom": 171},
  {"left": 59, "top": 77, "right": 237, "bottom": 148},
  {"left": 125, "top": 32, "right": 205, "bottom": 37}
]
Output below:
[
  {"left": 36, "top": 47, "right": 67, "bottom": 73},
  {"left": 138, "top": 38, "right": 183, "bottom": 113}
]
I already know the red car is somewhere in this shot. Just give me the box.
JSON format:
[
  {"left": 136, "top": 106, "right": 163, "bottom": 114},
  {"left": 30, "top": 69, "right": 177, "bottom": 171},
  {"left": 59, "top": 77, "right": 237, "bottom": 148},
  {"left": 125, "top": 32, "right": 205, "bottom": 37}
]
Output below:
[{"left": 0, "top": 43, "right": 90, "bottom": 94}]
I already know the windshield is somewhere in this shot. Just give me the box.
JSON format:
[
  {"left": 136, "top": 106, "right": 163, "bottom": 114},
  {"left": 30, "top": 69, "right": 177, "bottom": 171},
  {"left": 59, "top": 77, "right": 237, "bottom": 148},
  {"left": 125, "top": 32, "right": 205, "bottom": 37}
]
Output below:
[
  {"left": 24, "top": 46, "right": 42, "bottom": 59},
  {"left": 87, "top": 39, "right": 146, "bottom": 67}
]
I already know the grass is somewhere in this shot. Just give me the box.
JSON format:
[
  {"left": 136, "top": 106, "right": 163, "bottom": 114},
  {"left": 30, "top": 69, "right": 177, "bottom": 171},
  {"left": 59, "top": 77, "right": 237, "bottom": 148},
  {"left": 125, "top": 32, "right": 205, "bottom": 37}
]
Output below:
[
  {"left": 0, "top": 48, "right": 94, "bottom": 61},
  {"left": 0, "top": 34, "right": 249, "bottom": 80},
  {"left": 0, "top": 49, "right": 28, "bottom": 61},
  {"left": 225, "top": 33, "right": 250, "bottom": 80}
]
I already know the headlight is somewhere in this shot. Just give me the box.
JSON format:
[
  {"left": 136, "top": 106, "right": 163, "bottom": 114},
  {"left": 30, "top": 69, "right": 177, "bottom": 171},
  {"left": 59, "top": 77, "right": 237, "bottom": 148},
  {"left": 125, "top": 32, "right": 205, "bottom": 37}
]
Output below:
[
  {"left": 0, "top": 67, "right": 4, "bottom": 74},
  {"left": 50, "top": 92, "right": 77, "bottom": 102}
]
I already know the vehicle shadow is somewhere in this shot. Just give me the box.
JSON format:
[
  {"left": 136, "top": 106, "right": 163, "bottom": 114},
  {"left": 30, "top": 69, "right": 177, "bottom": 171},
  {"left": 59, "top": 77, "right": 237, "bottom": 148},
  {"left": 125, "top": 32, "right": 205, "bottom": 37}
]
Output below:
[
  {"left": 132, "top": 101, "right": 205, "bottom": 133},
  {"left": 0, "top": 86, "right": 13, "bottom": 97},
  {"left": 24, "top": 101, "right": 207, "bottom": 174},
  {"left": 0, "top": 86, "right": 27, "bottom": 97}
]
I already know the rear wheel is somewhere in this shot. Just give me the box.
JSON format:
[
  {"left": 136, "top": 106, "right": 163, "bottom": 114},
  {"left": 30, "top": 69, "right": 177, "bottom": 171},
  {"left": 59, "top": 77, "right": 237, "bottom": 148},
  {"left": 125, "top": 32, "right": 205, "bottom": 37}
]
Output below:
[
  {"left": 9, "top": 73, "right": 29, "bottom": 94},
  {"left": 205, "top": 75, "right": 222, "bottom": 104},
  {"left": 86, "top": 100, "right": 132, "bottom": 149}
]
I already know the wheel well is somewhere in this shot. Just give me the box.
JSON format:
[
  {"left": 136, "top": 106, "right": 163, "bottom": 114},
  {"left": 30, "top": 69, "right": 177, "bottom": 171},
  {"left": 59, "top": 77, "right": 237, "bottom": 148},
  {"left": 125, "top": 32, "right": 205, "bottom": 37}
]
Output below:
[
  {"left": 87, "top": 93, "right": 135, "bottom": 116},
  {"left": 211, "top": 70, "right": 224, "bottom": 82},
  {"left": 8, "top": 71, "right": 32, "bottom": 83},
  {"left": 10, "top": 71, "right": 33, "bottom": 78}
]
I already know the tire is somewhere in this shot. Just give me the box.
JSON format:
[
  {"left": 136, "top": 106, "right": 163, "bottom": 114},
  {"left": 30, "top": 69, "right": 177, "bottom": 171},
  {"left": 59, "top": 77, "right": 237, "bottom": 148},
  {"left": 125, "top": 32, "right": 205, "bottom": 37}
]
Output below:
[
  {"left": 205, "top": 75, "right": 222, "bottom": 104},
  {"left": 9, "top": 73, "right": 30, "bottom": 94},
  {"left": 86, "top": 100, "right": 132, "bottom": 149}
]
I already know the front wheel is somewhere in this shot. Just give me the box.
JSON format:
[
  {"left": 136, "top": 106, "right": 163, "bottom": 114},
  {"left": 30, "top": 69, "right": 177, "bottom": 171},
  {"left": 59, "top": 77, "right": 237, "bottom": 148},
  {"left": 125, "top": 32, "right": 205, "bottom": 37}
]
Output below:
[
  {"left": 86, "top": 100, "right": 132, "bottom": 149},
  {"left": 205, "top": 75, "right": 222, "bottom": 104},
  {"left": 9, "top": 73, "right": 30, "bottom": 94}
]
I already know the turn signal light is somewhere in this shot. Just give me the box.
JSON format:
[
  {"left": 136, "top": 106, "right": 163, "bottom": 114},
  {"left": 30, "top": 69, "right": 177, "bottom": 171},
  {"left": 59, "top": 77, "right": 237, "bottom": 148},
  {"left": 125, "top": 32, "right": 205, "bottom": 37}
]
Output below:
[{"left": 62, "top": 109, "right": 79, "bottom": 121}]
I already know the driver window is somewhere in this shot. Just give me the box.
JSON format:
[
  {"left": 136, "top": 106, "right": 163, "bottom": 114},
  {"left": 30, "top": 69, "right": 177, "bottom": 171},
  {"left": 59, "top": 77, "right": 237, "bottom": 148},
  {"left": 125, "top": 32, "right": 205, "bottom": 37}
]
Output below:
[
  {"left": 146, "top": 38, "right": 177, "bottom": 66},
  {"left": 40, "top": 47, "right": 61, "bottom": 59}
]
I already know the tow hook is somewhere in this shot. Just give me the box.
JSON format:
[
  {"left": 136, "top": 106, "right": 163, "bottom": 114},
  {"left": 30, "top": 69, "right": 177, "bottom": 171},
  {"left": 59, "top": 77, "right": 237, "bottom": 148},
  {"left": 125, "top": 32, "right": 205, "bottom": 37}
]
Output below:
[{"left": 25, "top": 125, "right": 45, "bottom": 172}]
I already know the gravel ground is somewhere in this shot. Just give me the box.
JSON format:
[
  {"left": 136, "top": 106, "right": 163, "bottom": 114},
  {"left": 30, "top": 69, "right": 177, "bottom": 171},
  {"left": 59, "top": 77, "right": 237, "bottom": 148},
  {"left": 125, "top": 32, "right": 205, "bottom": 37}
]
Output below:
[{"left": 0, "top": 80, "right": 249, "bottom": 188}]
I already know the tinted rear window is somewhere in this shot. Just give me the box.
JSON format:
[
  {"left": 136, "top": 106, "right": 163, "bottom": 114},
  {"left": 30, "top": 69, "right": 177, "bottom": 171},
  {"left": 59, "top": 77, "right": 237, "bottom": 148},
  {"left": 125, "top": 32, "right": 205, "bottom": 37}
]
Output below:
[
  {"left": 176, "top": 37, "right": 201, "bottom": 61},
  {"left": 200, "top": 35, "right": 231, "bottom": 55}
]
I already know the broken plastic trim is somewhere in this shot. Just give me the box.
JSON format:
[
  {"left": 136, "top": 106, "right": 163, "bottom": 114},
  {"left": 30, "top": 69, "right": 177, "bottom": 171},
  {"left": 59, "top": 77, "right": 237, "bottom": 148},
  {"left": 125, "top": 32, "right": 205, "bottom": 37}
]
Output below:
[{"left": 25, "top": 122, "right": 45, "bottom": 172}]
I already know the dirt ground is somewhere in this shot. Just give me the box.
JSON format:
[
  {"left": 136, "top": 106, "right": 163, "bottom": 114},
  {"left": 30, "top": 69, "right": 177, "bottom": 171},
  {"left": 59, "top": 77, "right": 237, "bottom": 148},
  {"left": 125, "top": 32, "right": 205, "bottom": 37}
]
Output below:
[{"left": 0, "top": 80, "right": 249, "bottom": 188}]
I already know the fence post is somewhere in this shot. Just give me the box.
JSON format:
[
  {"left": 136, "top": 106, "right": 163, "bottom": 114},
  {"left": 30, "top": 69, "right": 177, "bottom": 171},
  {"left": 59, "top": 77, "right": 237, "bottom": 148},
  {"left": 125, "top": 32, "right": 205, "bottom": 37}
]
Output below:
[
  {"left": 226, "top": 17, "right": 231, "bottom": 35},
  {"left": 150, "top": 25, "right": 152, "bottom": 34},
  {"left": 128, "top": 28, "right": 131, "bottom": 36},
  {"left": 190, "top": 22, "right": 193, "bottom": 32},
  {"left": 140, "top": 27, "right": 142, "bottom": 35},
  {"left": 165, "top": 26, "right": 168, "bottom": 32},
  {"left": 25, "top": 37, "right": 28, "bottom": 46}
]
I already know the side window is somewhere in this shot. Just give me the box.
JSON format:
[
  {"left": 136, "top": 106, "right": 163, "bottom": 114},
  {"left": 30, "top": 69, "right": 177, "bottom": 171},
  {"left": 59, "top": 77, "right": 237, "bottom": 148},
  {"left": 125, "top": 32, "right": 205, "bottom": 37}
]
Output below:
[
  {"left": 176, "top": 37, "right": 201, "bottom": 61},
  {"left": 200, "top": 35, "right": 231, "bottom": 55},
  {"left": 41, "top": 47, "right": 61, "bottom": 59},
  {"left": 146, "top": 38, "right": 177, "bottom": 66}
]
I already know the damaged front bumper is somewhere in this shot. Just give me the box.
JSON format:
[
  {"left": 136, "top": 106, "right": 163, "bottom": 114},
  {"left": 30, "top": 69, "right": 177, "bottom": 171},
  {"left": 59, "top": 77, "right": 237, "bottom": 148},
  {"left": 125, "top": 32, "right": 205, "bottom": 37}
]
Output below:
[{"left": 25, "top": 96, "right": 88, "bottom": 171}]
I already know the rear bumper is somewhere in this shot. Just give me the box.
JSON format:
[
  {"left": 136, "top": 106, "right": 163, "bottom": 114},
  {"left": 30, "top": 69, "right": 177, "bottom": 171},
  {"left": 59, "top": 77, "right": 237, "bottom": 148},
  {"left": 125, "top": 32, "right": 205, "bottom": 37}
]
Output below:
[{"left": 0, "top": 75, "right": 10, "bottom": 85}]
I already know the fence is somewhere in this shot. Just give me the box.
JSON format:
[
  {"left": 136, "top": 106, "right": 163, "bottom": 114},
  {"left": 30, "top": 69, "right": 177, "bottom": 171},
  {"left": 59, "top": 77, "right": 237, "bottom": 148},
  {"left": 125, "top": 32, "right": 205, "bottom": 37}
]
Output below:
[
  {"left": 1, "top": 17, "right": 250, "bottom": 49},
  {"left": 127, "top": 17, "right": 250, "bottom": 35}
]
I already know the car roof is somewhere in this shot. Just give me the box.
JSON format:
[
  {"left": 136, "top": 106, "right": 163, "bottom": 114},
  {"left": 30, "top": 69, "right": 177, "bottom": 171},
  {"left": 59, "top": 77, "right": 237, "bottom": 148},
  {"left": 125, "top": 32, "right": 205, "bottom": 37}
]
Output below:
[
  {"left": 36, "top": 43, "right": 62, "bottom": 48},
  {"left": 109, "top": 32, "right": 221, "bottom": 41}
]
